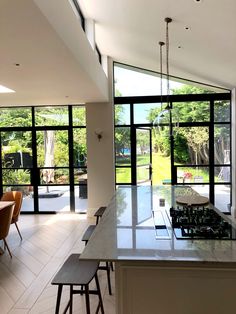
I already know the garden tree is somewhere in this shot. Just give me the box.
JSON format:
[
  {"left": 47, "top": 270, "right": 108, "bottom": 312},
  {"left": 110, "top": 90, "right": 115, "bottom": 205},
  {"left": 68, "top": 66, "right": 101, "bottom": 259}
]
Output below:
[
  {"left": 73, "top": 128, "right": 87, "bottom": 166},
  {"left": 0, "top": 106, "right": 87, "bottom": 186},
  {"left": 213, "top": 101, "right": 230, "bottom": 164},
  {"left": 214, "top": 125, "right": 230, "bottom": 164},
  {"left": 136, "top": 130, "right": 149, "bottom": 155},
  {"left": 148, "top": 84, "right": 230, "bottom": 166},
  {"left": 0, "top": 108, "right": 32, "bottom": 154},
  {"left": 115, "top": 127, "right": 130, "bottom": 158},
  {"left": 115, "top": 104, "right": 130, "bottom": 158},
  {"left": 0, "top": 108, "right": 33, "bottom": 185},
  {"left": 171, "top": 85, "right": 211, "bottom": 165},
  {"left": 36, "top": 107, "right": 86, "bottom": 184},
  {"left": 148, "top": 104, "right": 169, "bottom": 154},
  {"left": 177, "top": 127, "right": 209, "bottom": 165}
]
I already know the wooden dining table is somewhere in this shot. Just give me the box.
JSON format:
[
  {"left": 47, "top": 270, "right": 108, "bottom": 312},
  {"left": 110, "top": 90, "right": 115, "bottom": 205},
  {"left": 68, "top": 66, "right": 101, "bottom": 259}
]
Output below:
[{"left": 0, "top": 201, "right": 15, "bottom": 255}]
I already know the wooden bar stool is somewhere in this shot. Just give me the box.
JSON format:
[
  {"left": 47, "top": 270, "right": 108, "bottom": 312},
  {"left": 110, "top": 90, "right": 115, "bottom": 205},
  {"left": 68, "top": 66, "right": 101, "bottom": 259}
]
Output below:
[
  {"left": 51, "top": 254, "right": 104, "bottom": 314},
  {"left": 93, "top": 206, "right": 114, "bottom": 273},
  {"left": 82, "top": 224, "right": 113, "bottom": 295},
  {"left": 94, "top": 206, "right": 106, "bottom": 225},
  {"left": 82, "top": 225, "right": 96, "bottom": 245}
]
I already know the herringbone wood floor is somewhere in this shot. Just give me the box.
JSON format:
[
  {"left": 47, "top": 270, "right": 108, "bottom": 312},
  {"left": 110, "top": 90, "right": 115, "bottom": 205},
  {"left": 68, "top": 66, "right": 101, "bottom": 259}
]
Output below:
[{"left": 0, "top": 214, "right": 115, "bottom": 313}]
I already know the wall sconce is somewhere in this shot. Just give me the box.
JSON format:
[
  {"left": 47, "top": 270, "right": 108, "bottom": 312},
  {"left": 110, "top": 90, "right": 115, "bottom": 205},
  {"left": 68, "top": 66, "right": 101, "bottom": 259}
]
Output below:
[{"left": 95, "top": 128, "right": 103, "bottom": 141}]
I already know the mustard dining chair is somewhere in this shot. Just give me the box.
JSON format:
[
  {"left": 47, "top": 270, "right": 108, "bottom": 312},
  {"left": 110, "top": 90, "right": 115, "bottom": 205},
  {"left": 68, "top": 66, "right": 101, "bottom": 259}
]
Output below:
[
  {"left": 1, "top": 191, "right": 23, "bottom": 240},
  {"left": 0, "top": 203, "right": 14, "bottom": 258}
]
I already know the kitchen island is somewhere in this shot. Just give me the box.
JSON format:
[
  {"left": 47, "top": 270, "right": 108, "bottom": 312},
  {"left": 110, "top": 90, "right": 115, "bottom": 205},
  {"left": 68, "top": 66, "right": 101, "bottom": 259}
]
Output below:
[{"left": 81, "top": 186, "right": 236, "bottom": 314}]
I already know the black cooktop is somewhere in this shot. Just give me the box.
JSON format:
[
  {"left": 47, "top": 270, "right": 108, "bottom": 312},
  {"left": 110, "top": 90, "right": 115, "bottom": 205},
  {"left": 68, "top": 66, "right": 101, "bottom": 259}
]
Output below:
[{"left": 169, "top": 206, "right": 236, "bottom": 240}]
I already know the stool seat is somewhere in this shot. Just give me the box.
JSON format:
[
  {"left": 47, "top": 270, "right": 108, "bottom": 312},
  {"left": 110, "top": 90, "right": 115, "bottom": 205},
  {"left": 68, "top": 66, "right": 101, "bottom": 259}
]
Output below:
[
  {"left": 81, "top": 224, "right": 113, "bottom": 296},
  {"left": 94, "top": 206, "right": 106, "bottom": 224},
  {"left": 51, "top": 254, "right": 104, "bottom": 314},
  {"left": 82, "top": 225, "right": 96, "bottom": 244},
  {"left": 52, "top": 254, "right": 99, "bottom": 286}
]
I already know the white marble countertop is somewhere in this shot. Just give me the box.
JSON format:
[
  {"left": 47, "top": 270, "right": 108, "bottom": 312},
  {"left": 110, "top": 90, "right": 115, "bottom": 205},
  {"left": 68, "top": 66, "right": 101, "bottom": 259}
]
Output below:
[{"left": 80, "top": 185, "right": 236, "bottom": 264}]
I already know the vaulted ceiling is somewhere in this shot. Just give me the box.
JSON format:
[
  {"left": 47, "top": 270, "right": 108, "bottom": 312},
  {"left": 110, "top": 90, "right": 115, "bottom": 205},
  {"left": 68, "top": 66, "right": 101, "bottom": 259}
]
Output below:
[
  {"left": 0, "top": 0, "right": 108, "bottom": 106},
  {"left": 0, "top": 0, "right": 235, "bottom": 106},
  {"left": 80, "top": 0, "right": 236, "bottom": 90}
]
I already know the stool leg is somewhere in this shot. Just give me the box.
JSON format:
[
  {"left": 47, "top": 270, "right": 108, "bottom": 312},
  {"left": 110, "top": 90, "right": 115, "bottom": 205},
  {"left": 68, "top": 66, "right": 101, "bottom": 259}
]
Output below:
[
  {"left": 95, "top": 273, "right": 105, "bottom": 314},
  {"left": 70, "top": 285, "right": 73, "bottom": 314},
  {"left": 106, "top": 262, "right": 112, "bottom": 295},
  {"left": 96, "top": 216, "right": 99, "bottom": 225},
  {"left": 55, "top": 285, "right": 63, "bottom": 314},
  {"left": 85, "top": 284, "right": 91, "bottom": 314}
]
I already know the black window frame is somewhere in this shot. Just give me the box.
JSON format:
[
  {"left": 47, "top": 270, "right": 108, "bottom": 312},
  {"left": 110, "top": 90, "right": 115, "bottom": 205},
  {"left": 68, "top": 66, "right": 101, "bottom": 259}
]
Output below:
[
  {"left": 0, "top": 104, "right": 87, "bottom": 214},
  {"left": 114, "top": 93, "right": 231, "bottom": 214}
]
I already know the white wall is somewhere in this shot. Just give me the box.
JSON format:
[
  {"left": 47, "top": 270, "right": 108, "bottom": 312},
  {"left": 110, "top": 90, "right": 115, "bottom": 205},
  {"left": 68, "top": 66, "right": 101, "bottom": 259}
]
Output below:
[
  {"left": 86, "top": 101, "right": 115, "bottom": 215},
  {"left": 34, "top": 0, "right": 108, "bottom": 101},
  {"left": 85, "top": 58, "right": 115, "bottom": 216}
]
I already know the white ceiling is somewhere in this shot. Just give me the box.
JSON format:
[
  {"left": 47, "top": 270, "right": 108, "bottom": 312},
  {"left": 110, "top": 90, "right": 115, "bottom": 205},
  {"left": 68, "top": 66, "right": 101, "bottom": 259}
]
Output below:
[
  {"left": 0, "top": 0, "right": 108, "bottom": 106},
  {"left": 79, "top": 0, "right": 236, "bottom": 90},
  {"left": 1, "top": 0, "right": 235, "bottom": 107}
]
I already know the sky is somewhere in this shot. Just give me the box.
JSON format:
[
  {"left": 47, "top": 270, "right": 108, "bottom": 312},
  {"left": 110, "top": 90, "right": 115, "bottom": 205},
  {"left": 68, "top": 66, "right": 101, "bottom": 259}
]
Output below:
[{"left": 114, "top": 65, "right": 184, "bottom": 97}]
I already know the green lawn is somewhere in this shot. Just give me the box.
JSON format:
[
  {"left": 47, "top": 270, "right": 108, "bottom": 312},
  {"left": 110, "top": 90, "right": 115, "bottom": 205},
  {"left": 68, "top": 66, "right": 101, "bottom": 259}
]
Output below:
[
  {"left": 152, "top": 153, "right": 171, "bottom": 184},
  {"left": 116, "top": 153, "right": 214, "bottom": 185},
  {"left": 116, "top": 153, "right": 171, "bottom": 184}
]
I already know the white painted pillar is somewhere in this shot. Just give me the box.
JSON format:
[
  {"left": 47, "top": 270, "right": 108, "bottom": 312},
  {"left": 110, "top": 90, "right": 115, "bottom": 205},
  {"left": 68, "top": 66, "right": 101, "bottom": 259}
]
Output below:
[
  {"left": 86, "top": 57, "right": 115, "bottom": 216},
  {"left": 231, "top": 88, "right": 236, "bottom": 217}
]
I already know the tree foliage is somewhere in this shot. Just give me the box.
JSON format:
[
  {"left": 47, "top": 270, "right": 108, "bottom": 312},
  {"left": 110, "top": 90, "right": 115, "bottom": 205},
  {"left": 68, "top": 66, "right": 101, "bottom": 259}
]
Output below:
[
  {"left": 149, "top": 85, "right": 230, "bottom": 166},
  {"left": 0, "top": 106, "right": 87, "bottom": 176}
]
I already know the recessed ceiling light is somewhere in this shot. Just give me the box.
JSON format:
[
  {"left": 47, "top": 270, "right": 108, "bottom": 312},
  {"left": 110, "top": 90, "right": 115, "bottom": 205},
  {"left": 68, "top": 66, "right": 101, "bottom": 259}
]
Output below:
[{"left": 0, "top": 85, "right": 15, "bottom": 93}]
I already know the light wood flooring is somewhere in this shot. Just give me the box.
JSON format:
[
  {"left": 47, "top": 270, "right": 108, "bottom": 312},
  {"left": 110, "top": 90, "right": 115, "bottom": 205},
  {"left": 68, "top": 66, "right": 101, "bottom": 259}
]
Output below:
[{"left": 0, "top": 214, "right": 115, "bottom": 313}]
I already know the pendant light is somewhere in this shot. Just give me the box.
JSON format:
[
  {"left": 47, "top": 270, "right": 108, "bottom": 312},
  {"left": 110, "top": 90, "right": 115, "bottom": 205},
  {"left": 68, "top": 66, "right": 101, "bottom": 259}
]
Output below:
[{"left": 154, "top": 17, "right": 172, "bottom": 135}]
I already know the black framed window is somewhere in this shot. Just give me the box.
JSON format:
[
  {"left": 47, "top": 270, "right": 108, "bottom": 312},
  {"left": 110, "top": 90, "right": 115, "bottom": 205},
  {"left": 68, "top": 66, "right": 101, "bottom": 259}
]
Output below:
[
  {"left": 71, "top": 0, "right": 85, "bottom": 30},
  {"left": 0, "top": 105, "right": 87, "bottom": 214},
  {"left": 114, "top": 93, "right": 231, "bottom": 213},
  {"left": 95, "top": 45, "right": 102, "bottom": 64}
]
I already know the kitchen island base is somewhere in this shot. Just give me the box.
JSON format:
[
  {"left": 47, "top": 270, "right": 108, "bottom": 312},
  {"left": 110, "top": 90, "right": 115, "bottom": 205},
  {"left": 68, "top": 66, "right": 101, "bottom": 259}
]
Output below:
[{"left": 116, "top": 261, "right": 236, "bottom": 314}]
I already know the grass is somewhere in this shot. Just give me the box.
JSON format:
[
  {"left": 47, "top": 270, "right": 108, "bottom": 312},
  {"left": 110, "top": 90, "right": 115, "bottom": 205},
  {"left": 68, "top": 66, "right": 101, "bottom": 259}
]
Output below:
[
  {"left": 152, "top": 153, "right": 171, "bottom": 184},
  {"left": 116, "top": 153, "right": 171, "bottom": 184},
  {"left": 116, "top": 153, "right": 217, "bottom": 184}
]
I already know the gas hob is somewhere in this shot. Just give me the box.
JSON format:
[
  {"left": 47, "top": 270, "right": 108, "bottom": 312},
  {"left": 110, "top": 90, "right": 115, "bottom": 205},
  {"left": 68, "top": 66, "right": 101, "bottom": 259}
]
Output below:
[{"left": 169, "top": 206, "right": 236, "bottom": 240}]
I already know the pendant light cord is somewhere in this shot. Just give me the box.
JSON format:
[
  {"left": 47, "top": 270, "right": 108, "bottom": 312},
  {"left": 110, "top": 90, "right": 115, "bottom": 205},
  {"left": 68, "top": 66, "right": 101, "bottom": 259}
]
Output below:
[
  {"left": 165, "top": 17, "right": 172, "bottom": 109},
  {"left": 159, "top": 41, "right": 165, "bottom": 111}
]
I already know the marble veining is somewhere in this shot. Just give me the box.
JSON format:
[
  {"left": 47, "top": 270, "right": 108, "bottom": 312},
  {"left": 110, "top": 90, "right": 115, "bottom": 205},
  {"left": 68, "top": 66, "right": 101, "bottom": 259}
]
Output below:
[{"left": 80, "top": 185, "right": 236, "bottom": 263}]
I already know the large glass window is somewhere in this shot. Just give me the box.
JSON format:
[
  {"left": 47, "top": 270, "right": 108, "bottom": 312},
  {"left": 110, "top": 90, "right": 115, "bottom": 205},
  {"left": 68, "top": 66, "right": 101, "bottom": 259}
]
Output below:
[
  {"left": 172, "top": 101, "right": 210, "bottom": 123},
  {"left": 0, "top": 105, "right": 87, "bottom": 213},
  {"left": 174, "top": 126, "right": 209, "bottom": 165},
  {"left": 114, "top": 62, "right": 228, "bottom": 97},
  {"left": 115, "top": 104, "right": 130, "bottom": 125},
  {"left": 73, "top": 106, "right": 86, "bottom": 126},
  {"left": 0, "top": 107, "right": 32, "bottom": 127},
  {"left": 114, "top": 75, "right": 231, "bottom": 213},
  {"left": 134, "top": 103, "right": 162, "bottom": 124},
  {"left": 214, "top": 125, "right": 230, "bottom": 164},
  {"left": 214, "top": 100, "right": 230, "bottom": 122},
  {"left": 35, "top": 106, "right": 69, "bottom": 126}
]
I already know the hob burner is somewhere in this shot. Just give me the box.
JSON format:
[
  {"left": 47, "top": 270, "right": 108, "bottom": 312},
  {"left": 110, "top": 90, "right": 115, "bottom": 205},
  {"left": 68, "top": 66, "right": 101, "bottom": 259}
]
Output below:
[{"left": 170, "top": 206, "right": 236, "bottom": 240}]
